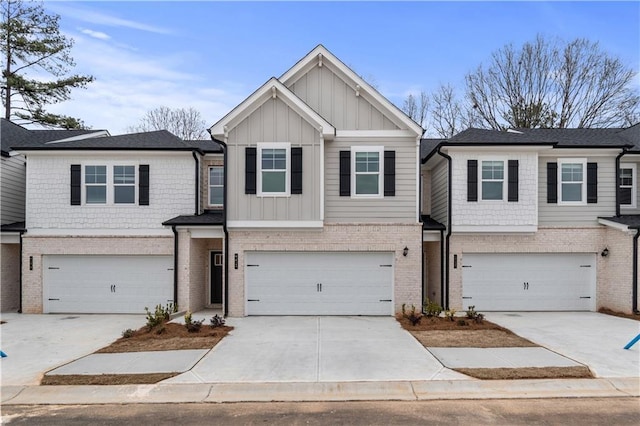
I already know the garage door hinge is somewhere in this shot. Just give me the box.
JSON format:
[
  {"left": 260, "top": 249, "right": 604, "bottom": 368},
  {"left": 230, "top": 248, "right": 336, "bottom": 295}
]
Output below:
[
  {"left": 379, "top": 299, "right": 392, "bottom": 302},
  {"left": 48, "top": 298, "right": 60, "bottom": 301},
  {"left": 247, "top": 299, "right": 260, "bottom": 302},
  {"left": 580, "top": 296, "right": 591, "bottom": 299},
  {"left": 247, "top": 264, "right": 260, "bottom": 267},
  {"left": 580, "top": 265, "right": 591, "bottom": 268},
  {"left": 167, "top": 268, "right": 174, "bottom": 271},
  {"left": 462, "top": 297, "right": 472, "bottom": 299},
  {"left": 462, "top": 265, "right": 472, "bottom": 268},
  {"left": 48, "top": 267, "right": 60, "bottom": 270},
  {"left": 379, "top": 264, "right": 392, "bottom": 267}
]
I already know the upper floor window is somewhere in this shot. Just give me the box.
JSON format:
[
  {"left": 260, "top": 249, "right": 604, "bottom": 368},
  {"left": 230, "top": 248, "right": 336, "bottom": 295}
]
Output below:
[
  {"left": 481, "top": 160, "right": 504, "bottom": 200},
  {"left": 558, "top": 159, "right": 586, "bottom": 204},
  {"left": 85, "top": 166, "right": 107, "bottom": 204},
  {"left": 351, "top": 147, "right": 383, "bottom": 197},
  {"left": 83, "top": 164, "right": 136, "bottom": 205},
  {"left": 113, "top": 166, "right": 135, "bottom": 204},
  {"left": 257, "top": 143, "right": 290, "bottom": 196},
  {"left": 620, "top": 163, "right": 636, "bottom": 208},
  {"left": 209, "top": 166, "right": 224, "bottom": 206}
]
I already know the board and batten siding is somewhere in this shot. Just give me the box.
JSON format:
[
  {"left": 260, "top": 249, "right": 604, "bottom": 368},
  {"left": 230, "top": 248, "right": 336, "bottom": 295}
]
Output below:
[
  {"left": 430, "top": 161, "right": 449, "bottom": 227},
  {"left": 324, "top": 137, "right": 418, "bottom": 223},
  {"left": 287, "top": 64, "right": 399, "bottom": 131},
  {"left": 226, "top": 97, "right": 322, "bottom": 222},
  {"left": 538, "top": 155, "right": 616, "bottom": 226},
  {"left": 1, "top": 155, "right": 26, "bottom": 225}
]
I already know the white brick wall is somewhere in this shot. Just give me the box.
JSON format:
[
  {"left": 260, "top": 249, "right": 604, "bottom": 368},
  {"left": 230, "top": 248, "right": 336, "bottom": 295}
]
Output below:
[
  {"left": 225, "top": 223, "right": 422, "bottom": 316},
  {"left": 25, "top": 153, "right": 195, "bottom": 230},
  {"left": 451, "top": 152, "right": 538, "bottom": 228}
]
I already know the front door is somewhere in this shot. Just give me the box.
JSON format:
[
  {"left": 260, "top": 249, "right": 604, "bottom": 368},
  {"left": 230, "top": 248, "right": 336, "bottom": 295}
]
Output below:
[{"left": 210, "top": 252, "right": 223, "bottom": 304}]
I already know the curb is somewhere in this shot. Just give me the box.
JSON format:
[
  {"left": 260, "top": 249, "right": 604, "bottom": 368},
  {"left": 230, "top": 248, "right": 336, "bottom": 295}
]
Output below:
[{"left": 2, "top": 378, "right": 638, "bottom": 405}]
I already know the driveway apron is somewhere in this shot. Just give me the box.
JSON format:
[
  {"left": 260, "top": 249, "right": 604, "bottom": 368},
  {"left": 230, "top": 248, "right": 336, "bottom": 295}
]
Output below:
[{"left": 164, "top": 316, "right": 466, "bottom": 383}]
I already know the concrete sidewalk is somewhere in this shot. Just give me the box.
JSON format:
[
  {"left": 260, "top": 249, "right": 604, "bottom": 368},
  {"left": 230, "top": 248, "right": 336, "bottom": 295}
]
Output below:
[{"left": 2, "top": 377, "right": 639, "bottom": 405}]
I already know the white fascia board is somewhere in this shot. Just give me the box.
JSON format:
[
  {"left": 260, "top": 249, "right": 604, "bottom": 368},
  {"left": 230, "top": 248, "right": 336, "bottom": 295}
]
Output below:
[
  {"left": 279, "top": 45, "right": 423, "bottom": 136},
  {"left": 452, "top": 225, "right": 538, "bottom": 233},
  {"left": 44, "top": 131, "right": 110, "bottom": 144},
  {"left": 539, "top": 148, "right": 623, "bottom": 157},
  {"left": 17, "top": 150, "right": 192, "bottom": 158},
  {"left": 0, "top": 233, "right": 21, "bottom": 244},
  {"left": 210, "top": 77, "right": 335, "bottom": 140},
  {"left": 444, "top": 145, "right": 555, "bottom": 153},
  {"left": 336, "top": 130, "right": 418, "bottom": 139},
  {"left": 25, "top": 228, "right": 174, "bottom": 237},
  {"left": 227, "top": 220, "right": 323, "bottom": 229},
  {"left": 422, "top": 231, "right": 441, "bottom": 242},
  {"left": 180, "top": 227, "right": 224, "bottom": 239},
  {"left": 7, "top": 150, "right": 24, "bottom": 158},
  {"left": 597, "top": 218, "right": 631, "bottom": 232}
]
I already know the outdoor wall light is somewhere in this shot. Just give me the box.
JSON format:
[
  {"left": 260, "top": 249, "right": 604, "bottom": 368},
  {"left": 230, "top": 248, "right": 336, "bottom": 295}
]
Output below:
[
  {"left": 403, "top": 246, "right": 409, "bottom": 257},
  {"left": 601, "top": 248, "right": 609, "bottom": 257}
]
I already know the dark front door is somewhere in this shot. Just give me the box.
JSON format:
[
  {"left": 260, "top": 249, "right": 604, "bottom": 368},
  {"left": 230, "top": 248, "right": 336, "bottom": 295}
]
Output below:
[{"left": 210, "top": 252, "right": 223, "bottom": 304}]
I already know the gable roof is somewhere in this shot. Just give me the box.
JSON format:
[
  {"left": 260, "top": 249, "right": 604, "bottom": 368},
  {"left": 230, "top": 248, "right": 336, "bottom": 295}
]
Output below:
[
  {"left": 1, "top": 119, "right": 105, "bottom": 155},
  {"left": 279, "top": 45, "right": 423, "bottom": 136},
  {"left": 210, "top": 77, "right": 335, "bottom": 140}
]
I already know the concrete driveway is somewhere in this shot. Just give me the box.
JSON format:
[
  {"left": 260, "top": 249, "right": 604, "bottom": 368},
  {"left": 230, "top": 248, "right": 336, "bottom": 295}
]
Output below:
[
  {"left": 165, "top": 316, "right": 467, "bottom": 383},
  {"left": 0, "top": 313, "right": 145, "bottom": 385},
  {"left": 486, "top": 312, "right": 640, "bottom": 378}
]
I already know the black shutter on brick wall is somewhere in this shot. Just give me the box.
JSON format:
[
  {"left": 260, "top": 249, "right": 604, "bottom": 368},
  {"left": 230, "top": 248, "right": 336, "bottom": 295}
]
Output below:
[
  {"left": 587, "top": 162, "right": 598, "bottom": 204},
  {"left": 547, "top": 162, "right": 558, "bottom": 203},
  {"left": 508, "top": 160, "right": 519, "bottom": 202},
  {"left": 384, "top": 150, "right": 395, "bottom": 196},
  {"left": 245, "top": 147, "right": 257, "bottom": 194},
  {"left": 339, "top": 150, "right": 350, "bottom": 196},
  {"left": 291, "top": 147, "right": 303, "bottom": 194},
  {"left": 467, "top": 160, "right": 478, "bottom": 202},
  {"left": 70, "top": 164, "right": 81, "bottom": 205},
  {"left": 139, "top": 165, "right": 150, "bottom": 205}
]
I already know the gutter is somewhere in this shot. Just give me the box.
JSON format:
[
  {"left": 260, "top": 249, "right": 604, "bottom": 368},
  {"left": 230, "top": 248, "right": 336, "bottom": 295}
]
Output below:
[
  {"left": 436, "top": 145, "right": 452, "bottom": 310},
  {"left": 192, "top": 151, "right": 200, "bottom": 215},
  {"left": 210, "top": 135, "right": 230, "bottom": 317},
  {"left": 633, "top": 229, "right": 639, "bottom": 314},
  {"left": 171, "top": 225, "right": 179, "bottom": 308}
]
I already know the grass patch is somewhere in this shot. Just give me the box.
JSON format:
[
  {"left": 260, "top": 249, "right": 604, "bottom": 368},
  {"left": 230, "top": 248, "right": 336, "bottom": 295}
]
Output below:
[
  {"left": 455, "top": 366, "right": 593, "bottom": 380},
  {"left": 41, "top": 373, "right": 179, "bottom": 386}
]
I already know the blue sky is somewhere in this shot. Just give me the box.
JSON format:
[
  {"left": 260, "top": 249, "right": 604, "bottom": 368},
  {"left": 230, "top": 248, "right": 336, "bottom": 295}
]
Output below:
[{"left": 41, "top": 1, "right": 640, "bottom": 135}]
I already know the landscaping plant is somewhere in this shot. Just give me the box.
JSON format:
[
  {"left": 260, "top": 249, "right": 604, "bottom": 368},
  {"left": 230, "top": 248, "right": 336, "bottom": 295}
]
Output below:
[
  {"left": 402, "top": 303, "right": 423, "bottom": 326},
  {"left": 423, "top": 298, "right": 443, "bottom": 317},
  {"left": 210, "top": 314, "right": 226, "bottom": 328},
  {"left": 184, "top": 311, "right": 204, "bottom": 333}
]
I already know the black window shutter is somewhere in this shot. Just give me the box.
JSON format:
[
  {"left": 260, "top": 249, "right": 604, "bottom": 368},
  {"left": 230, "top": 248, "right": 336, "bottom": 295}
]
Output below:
[
  {"left": 587, "top": 162, "right": 598, "bottom": 204},
  {"left": 139, "top": 164, "right": 150, "bottom": 206},
  {"left": 508, "top": 160, "right": 519, "bottom": 202},
  {"left": 70, "top": 164, "right": 81, "bottom": 205},
  {"left": 245, "top": 147, "right": 257, "bottom": 194},
  {"left": 547, "top": 162, "right": 557, "bottom": 203},
  {"left": 339, "top": 150, "right": 350, "bottom": 196},
  {"left": 384, "top": 150, "right": 395, "bottom": 196},
  {"left": 291, "top": 147, "right": 303, "bottom": 194},
  {"left": 467, "top": 160, "right": 478, "bottom": 202}
]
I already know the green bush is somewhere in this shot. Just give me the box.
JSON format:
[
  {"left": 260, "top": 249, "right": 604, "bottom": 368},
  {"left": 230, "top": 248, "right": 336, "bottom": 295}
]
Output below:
[
  {"left": 210, "top": 314, "right": 226, "bottom": 328},
  {"left": 465, "top": 305, "right": 485, "bottom": 323},
  {"left": 402, "top": 303, "right": 423, "bottom": 326},
  {"left": 423, "top": 298, "right": 443, "bottom": 317},
  {"left": 121, "top": 328, "right": 135, "bottom": 338},
  {"left": 444, "top": 309, "right": 456, "bottom": 322},
  {"left": 144, "top": 303, "right": 173, "bottom": 330},
  {"left": 184, "top": 311, "right": 204, "bottom": 333}
]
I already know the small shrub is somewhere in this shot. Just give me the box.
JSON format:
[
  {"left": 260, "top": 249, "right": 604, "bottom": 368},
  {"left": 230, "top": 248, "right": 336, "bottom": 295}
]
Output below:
[
  {"left": 423, "top": 298, "right": 443, "bottom": 318},
  {"left": 465, "top": 305, "right": 485, "bottom": 323},
  {"left": 210, "top": 314, "right": 226, "bottom": 328},
  {"left": 457, "top": 319, "right": 468, "bottom": 326},
  {"left": 184, "top": 311, "right": 204, "bottom": 333},
  {"left": 444, "top": 309, "right": 456, "bottom": 321},
  {"left": 402, "top": 303, "right": 423, "bottom": 326},
  {"left": 144, "top": 303, "right": 173, "bottom": 330},
  {"left": 155, "top": 325, "right": 166, "bottom": 335},
  {"left": 122, "top": 329, "right": 135, "bottom": 338}
]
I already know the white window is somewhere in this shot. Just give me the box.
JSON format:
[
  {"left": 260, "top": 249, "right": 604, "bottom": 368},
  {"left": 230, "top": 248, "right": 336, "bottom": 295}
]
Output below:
[
  {"left": 558, "top": 158, "right": 587, "bottom": 204},
  {"left": 352, "top": 146, "right": 383, "bottom": 197},
  {"left": 481, "top": 160, "right": 504, "bottom": 200},
  {"left": 85, "top": 165, "right": 107, "bottom": 204},
  {"left": 209, "top": 166, "right": 224, "bottom": 206},
  {"left": 258, "top": 143, "right": 290, "bottom": 196},
  {"left": 620, "top": 163, "right": 637, "bottom": 208},
  {"left": 113, "top": 166, "right": 135, "bottom": 204}
]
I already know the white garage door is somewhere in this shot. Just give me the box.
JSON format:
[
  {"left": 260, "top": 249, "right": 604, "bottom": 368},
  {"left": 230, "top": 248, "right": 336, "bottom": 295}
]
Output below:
[
  {"left": 43, "top": 255, "right": 174, "bottom": 314},
  {"left": 462, "top": 253, "right": 596, "bottom": 311},
  {"left": 246, "top": 252, "right": 394, "bottom": 315}
]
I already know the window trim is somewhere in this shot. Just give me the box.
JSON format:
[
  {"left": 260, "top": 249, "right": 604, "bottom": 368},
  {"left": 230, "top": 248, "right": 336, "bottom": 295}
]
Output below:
[
  {"left": 81, "top": 162, "right": 138, "bottom": 206},
  {"left": 208, "top": 165, "right": 224, "bottom": 206},
  {"left": 557, "top": 158, "right": 587, "bottom": 205},
  {"left": 351, "top": 146, "right": 384, "bottom": 198},
  {"left": 620, "top": 163, "right": 637, "bottom": 209},
  {"left": 479, "top": 159, "right": 506, "bottom": 201},
  {"left": 257, "top": 142, "right": 290, "bottom": 197}
]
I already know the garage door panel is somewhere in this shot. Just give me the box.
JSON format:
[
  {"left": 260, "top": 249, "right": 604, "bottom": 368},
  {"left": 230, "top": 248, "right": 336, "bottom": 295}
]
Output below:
[
  {"left": 44, "top": 255, "right": 173, "bottom": 314},
  {"left": 462, "top": 253, "right": 595, "bottom": 311},
  {"left": 246, "top": 252, "right": 393, "bottom": 316}
]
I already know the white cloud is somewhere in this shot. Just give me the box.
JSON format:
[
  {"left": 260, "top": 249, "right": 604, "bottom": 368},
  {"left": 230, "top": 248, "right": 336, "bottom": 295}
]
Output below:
[{"left": 79, "top": 28, "right": 111, "bottom": 41}]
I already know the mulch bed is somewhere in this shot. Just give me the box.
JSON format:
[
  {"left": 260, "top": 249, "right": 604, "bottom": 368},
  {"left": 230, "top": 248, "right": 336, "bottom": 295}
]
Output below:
[
  {"left": 455, "top": 366, "right": 593, "bottom": 380},
  {"left": 41, "top": 373, "right": 179, "bottom": 386},
  {"left": 598, "top": 308, "right": 640, "bottom": 321}
]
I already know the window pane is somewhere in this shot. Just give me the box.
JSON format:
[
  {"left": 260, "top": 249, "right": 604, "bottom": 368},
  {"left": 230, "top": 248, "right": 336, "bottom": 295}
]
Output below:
[
  {"left": 620, "top": 168, "right": 633, "bottom": 186},
  {"left": 85, "top": 166, "right": 106, "bottom": 184},
  {"left": 356, "top": 174, "right": 379, "bottom": 194},
  {"left": 482, "top": 181, "right": 503, "bottom": 200},
  {"left": 209, "top": 187, "right": 223, "bottom": 205},
  {"left": 482, "top": 161, "right": 503, "bottom": 179},
  {"left": 355, "top": 152, "right": 379, "bottom": 172},
  {"left": 562, "top": 183, "right": 582, "bottom": 201},
  {"left": 262, "top": 171, "right": 286, "bottom": 192},
  {"left": 620, "top": 188, "right": 632, "bottom": 205},
  {"left": 562, "top": 164, "right": 582, "bottom": 182},
  {"left": 262, "top": 149, "right": 286, "bottom": 170},
  {"left": 114, "top": 186, "right": 135, "bottom": 204},
  {"left": 114, "top": 166, "right": 135, "bottom": 184},
  {"left": 86, "top": 186, "right": 106, "bottom": 203},
  {"left": 210, "top": 167, "right": 224, "bottom": 186}
]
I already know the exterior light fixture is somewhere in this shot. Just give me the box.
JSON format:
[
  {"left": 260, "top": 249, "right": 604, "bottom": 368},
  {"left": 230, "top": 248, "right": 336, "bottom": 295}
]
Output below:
[
  {"left": 403, "top": 246, "right": 409, "bottom": 257},
  {"left": 601, "top": 248, "right": 609, "bottom": 257}
]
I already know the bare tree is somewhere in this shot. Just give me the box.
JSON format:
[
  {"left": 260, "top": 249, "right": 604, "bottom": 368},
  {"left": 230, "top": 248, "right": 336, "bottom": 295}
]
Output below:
[
  {"left": 402, "top": 90, "right": 429, "bottom": 132},
  {"left": 127, "top": 106, "right": 208, "bottom": 140},
  {"left": 465, "top": 35, "right": 639, "bottom": 129}
]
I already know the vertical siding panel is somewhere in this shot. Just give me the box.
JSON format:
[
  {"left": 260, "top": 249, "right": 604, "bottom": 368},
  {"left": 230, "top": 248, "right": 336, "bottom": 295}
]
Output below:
[
  {"left": 320, "top": 66, "right": 333, "bottom": 121},
  {"left": 333, "top": 74, "right": 345, "bottom": 130}
]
